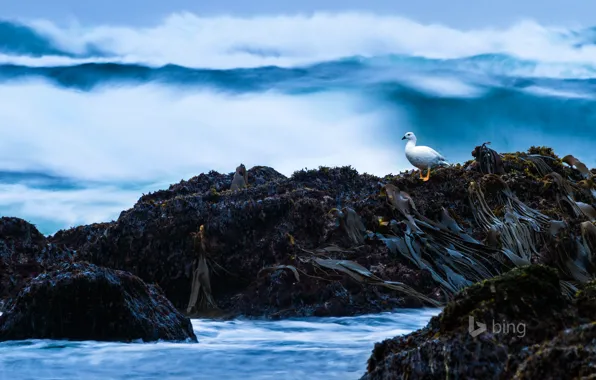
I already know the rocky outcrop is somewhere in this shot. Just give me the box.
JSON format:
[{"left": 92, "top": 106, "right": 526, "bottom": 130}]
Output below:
[
  {"left": 0, "top": 217, "right": 74, "bottom": 308},
  {"left": 54, "top": 165, "right": 446, "bottom": 317},
  {"left": 43, "top": 146, "right": 596, "bottom": 319},
  {"left": 362, "top": 265, "right": 583, "bottom": 379},
  {"left": 360, "top": 264, "right": 596, "bottom": 380},
  {"left": 0, "top": 262, "right": 197, "bottom": 343},
  {"left": 50, "top": 222, "right": 111, "bottom": 252},
  {"left": 514, "top": 322, "right": 596, "bottom": 379}
]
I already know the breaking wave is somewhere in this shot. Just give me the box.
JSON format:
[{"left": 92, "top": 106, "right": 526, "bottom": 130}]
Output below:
[
  {"left": 1, "top": 12, "right": 595, "bottom": 234},
  {"left": 1, "top": 13, "right": 596, "bottom": 69}
]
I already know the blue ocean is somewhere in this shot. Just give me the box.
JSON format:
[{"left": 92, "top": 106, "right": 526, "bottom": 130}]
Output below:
[
  {"left": 0, "top": 12, "right": 594, "bottom": 379},
  {"left": 0, "top": 309, "right": 440, "bottom": 379}
]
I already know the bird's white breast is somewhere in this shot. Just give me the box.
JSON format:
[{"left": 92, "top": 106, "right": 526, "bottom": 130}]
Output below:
[{"left": 405, "top": 145, "right": 442, "bottom": 170}]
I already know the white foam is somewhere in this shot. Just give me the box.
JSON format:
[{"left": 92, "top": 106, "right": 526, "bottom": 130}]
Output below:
[
  {"left": 0, "top": 310, "right": 440, "bottom": 380},
  {"left": 0, "top": 80, "right": 411, "bottom": 232},
  {"left": 5, "top": 13, "right": 596, "bottom": 72},
  {"left": 523, "top": 85, "right": 594, "bottom": 99},
  {"left": 0, "top": 81, "right": 402, "bottom": 182},
  {"left": 401, "top": 75, "right": 485, "bottom": 98}
]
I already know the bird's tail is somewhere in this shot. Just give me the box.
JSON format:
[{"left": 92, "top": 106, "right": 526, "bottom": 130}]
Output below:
[{"left": 438, "top": 159, "right": 451, "bottom": 167}]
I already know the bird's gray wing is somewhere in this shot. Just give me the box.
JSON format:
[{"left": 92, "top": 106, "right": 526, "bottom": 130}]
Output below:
[{"left": 429, "top": 147, "right": 446, "bottom": 161}]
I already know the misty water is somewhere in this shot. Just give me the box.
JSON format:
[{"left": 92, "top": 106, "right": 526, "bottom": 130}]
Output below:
[{"left": 0, "top": 309, "right": 440, "bottom": 380}]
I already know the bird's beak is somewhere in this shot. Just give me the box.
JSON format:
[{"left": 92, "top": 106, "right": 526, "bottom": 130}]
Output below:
[{"left": 401, "top": 136, "right": 406, "bottom": 140}]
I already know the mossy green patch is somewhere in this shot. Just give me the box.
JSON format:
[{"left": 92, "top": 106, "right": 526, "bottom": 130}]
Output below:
[{"left": 439, "top": 265, "right": 566, "bottom": 334}]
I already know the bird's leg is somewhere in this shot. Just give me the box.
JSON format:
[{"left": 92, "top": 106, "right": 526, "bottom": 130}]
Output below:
[
  {"left": 419, "top": 170, "right": 424, "bottom": 179},
  {"left": 422, "top": 167, "right": 431, "bottom": 182}
]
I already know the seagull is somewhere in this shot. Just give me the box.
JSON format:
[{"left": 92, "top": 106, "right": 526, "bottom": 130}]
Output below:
[{"left": 401, "top": 132, "right": 449, "bottom": 182}]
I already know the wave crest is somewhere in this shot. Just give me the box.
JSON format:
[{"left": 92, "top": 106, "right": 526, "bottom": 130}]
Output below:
[{"left": 2, "top": 13, "right": 596, "bottom": 70}]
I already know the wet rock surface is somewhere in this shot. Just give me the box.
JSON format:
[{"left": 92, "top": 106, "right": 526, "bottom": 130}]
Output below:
[
  {"left": 0, "top": 262, "right": 197, "bottom": 343},
  {"left": 361, "top": 265, "right": 585, "bottom": 380}
]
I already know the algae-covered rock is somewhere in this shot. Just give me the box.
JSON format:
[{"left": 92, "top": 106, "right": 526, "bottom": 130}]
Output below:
[
  {"left": 362, "top": 265, "right": 579, "bottom": 380},
  {"left": 575, "top": 280, "right": 596, "bottom": 320},
  {"left": 0, "top": 262, "right": 197, "bottom": 343},
  {"left": 514, "top": 322, "right": 596, "bottom": 379},
  {"left": 49, "top": 165, "right": 444, "bottom": 317},
  {"left": 38, "top": 145, "right": 595, "bottom": 319},
  {"left": 439, "top": 265, "right": 570, "bottom": 344}
]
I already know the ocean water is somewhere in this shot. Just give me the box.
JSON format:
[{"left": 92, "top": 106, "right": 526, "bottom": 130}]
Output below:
[
  {"left": 0, "top": 309, "right": 440, "bottom": 379},
  {"left": 1, "top": 12, "right": 591, "bottom": 380},
  {"left": 0, "top": 14, "right": 596, "bottom": 235}
]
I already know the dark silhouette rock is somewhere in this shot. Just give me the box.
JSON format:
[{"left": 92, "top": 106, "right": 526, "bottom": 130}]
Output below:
[
  {"left": 0, "top": 217, "right": 74, "bottom": 307},
  {"left": 50, "top": 222, "right": 111, "bottom": 251},
  {"left": 361, "top": 265, "right": 586, "bottom": 380},
  {"left": 41, "top": 146, "right": 595, "bottom": 319},
  {"left": 514, "top": 322, "right": 596, "bottom": 379},
  {"left": 57, "top": 165, "right": 444, "bottom": 317},
  {"left": 0, "top": 262, "right": 197, "bottom": 343},
  {"left": 575, "top": 279, "right": 596, "bottom": 320}
]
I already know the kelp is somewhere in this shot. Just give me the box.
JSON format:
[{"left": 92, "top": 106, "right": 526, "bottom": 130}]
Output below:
[
  {"left": 186, "top": 225, "right": 218, "bottom": 314},
  {"left": 562, "top": 154, "right": 592, "bottom": 179},
  {"left": 577, "top": 202, "right": 596, "bottom": 221},
  {"left": 468, "top": 179, "right": 538, "bottom": 266},
  {"left": 373, "top": 184, "right": 506, "bottom": 299},
  {"left": 325, "top": 199, "right": 498, "bottom": 303},
  {"left": 329, "top": 207, "right": 367, "bottom": 244},
  {"left": 469, "top": 174, "right": 596, "bottom": 286},
  {"left": 525, "top": 154, "right": 555, "bottom": 177},
  {"left": 374, "top": 161, "right": 595, "bottom": 300},
  {"left": 581, "top": 222, "right": 596, "bottom": 256},
  {"left": 249, "top": 149, "right": 594, "bottom": 312},
  {"left": 312, "top": 258, "right": 442, "bottom": 307},
  {"left": 547, "top": 172, "right": 596, "bottom": 221},
  {"left": 259, "top": 265, "right": 301, "bottom": 282},
  {"left": 471, "top": 142, "right": 505, "bottom": 174},
  {"left": 577, "top": 222, "right": 596, "bottom": 280}
]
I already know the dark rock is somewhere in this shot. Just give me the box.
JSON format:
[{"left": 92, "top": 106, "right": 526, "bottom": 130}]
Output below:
[
  {"left": 361, "top": 265, "right": 580, "bottom": 380},
  {"left": 0, "top": 262, "right": 197, "bottom": 343},
  {"left": 38, "top": 145, "right": 595, "bottom": 320},
  {"left": 0, "top": 217, "right": 74, "bottom": 303},
  {"left": 576, "top": 280, "right": 596, "bottom": 320},
  {"left": 57, "top": 165, "right": 441, "bottom": 317},
  {"left": 51, "top": 223, "right": 112, "bottom": 251},
  {"left": 136, "top": 166, "right": 287, "bottom": 204},
  {"left": 514, "top": 322, "right": 596, "bottom": 379}
]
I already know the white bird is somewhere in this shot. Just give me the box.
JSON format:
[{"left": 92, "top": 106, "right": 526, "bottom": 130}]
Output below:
[{"left": 401, "top": 132, "right": 449, "bottom": 182}]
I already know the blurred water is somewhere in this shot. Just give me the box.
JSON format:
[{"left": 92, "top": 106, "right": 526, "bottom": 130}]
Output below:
[{"left": 0, "top": 308, "right": 440, "bottom": 380}]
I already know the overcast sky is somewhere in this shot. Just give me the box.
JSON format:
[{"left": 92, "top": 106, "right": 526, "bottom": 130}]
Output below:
[{"left": 0, "top": 0, "right": 592, "bottom": 28}]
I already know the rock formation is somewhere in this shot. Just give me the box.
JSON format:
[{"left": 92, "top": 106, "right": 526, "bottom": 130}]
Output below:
[
  {"left": 34, "top": 145, "right": 595, "bottom": 320},
  {"left": 0, "top": 262, "right": 197, "bottom": 343}
]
